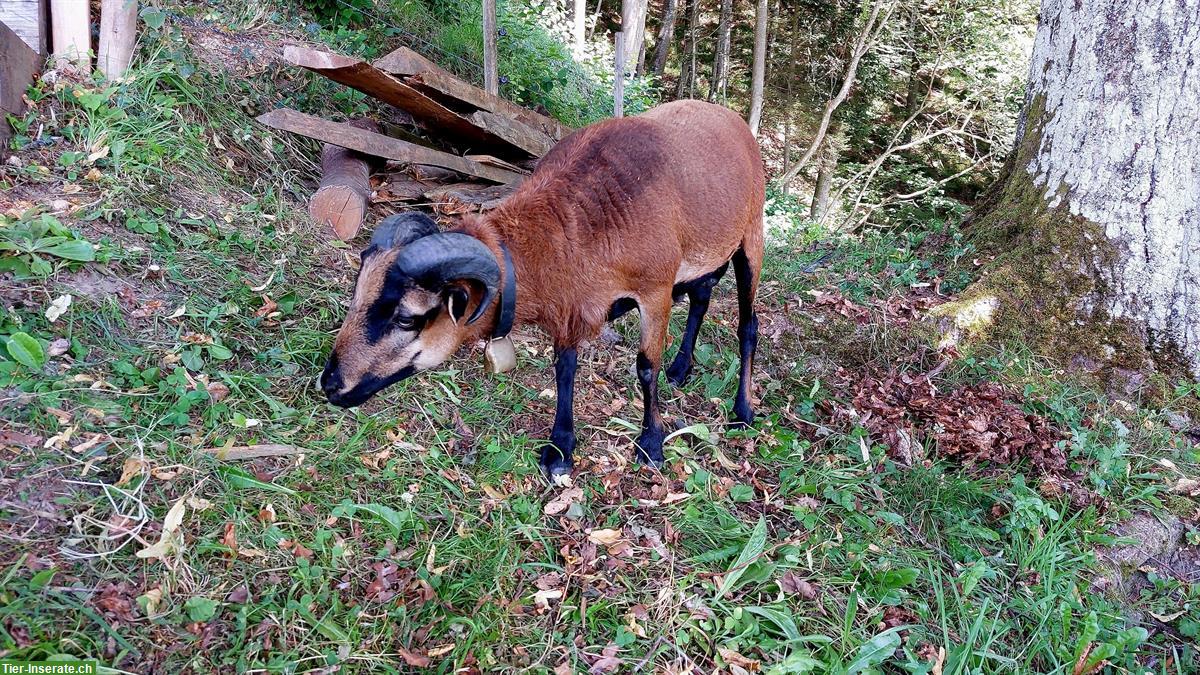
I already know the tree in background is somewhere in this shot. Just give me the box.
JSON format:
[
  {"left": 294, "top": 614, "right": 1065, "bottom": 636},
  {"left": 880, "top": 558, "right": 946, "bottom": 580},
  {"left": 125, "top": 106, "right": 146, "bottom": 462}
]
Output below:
[
  {"left": 708, "top": 0, "right": 733, "bottom": 102},
  {"left": 950, "top": 0, "right": 1200, "bottom": 380},
  {"left": 746, "top": 0, "right": 768, "bottom": 134}
]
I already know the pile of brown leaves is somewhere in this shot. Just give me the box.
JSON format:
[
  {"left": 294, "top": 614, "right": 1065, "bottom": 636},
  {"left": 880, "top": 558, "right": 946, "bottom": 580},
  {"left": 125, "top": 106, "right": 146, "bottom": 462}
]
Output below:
[{"left": 844, "top": 371, "right": 1068, "bottom": 473}]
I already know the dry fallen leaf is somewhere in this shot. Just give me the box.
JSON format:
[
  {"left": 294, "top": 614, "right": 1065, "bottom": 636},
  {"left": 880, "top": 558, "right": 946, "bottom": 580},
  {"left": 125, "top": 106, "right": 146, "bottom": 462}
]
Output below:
[
  {"left": 397, "top": 647, "right": 430, "bottom": 667},
  {"left": 544, "top": 486, "right": 583, "bottom": 515},
  {"left": 136, "top": 496, "right": 187, "bottom": 560},
  {"left": 718, "top": 647, "right": 761, "bottom": 671},
  {"left": 116, "top": 456, "right": 148, "bottom": 486},
  {"left": 587, "top": 528, "right": 624, "bottom": 546}
]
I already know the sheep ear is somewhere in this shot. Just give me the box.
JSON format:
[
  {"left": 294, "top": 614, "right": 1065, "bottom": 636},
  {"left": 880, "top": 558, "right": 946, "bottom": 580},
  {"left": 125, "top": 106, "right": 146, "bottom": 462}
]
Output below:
[
  {"left": 369, "top": 212, "right": 439, "bottom": 251},
  {"left": 445, "top": 287, "right": 469, "bottom": 326}
]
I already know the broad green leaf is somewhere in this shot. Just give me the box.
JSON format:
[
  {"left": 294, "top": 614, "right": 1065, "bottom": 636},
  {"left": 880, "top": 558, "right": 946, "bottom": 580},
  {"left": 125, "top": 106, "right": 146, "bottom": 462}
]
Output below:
[
  {"left": 184, "top": 596, "right": 218, "bottom": 622},
  {"left": 746, "top": 605, "right": 801, "bottom": 642},
  {"left": 206, "top": 343, "right": 233, "bottom": 360},
  {"left": 29, "top": 568, "right": 56, "bottom": 590},
  {"left": 216, "top": 465, "right": 297, "bottom": 495},
  {"left": 766, "top": 652, "right": 824, "bottom": 675},
  {"left": 718, "top": 516, "right": 768, "bottom": 597},
  {"left": 41, "top": 239, "right": 96, "bottom": 262},
  {"left": 332, "top": 502, "right": 412, "bottom": 538},
  {"left": 846, "top": 628, "right": 902, "bottom": 674},
  {"left": 875, "top": 567, "right": 920, "bottom": 590},
  {"left": 6, "top": 332, "right": 45, "bottom": 369}
]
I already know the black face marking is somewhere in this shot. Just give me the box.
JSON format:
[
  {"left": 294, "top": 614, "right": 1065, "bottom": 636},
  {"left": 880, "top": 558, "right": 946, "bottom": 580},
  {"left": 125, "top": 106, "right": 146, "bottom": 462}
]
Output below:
[
  {"left": 325, "top": 365, "right": 417, "bottom": 408},
  {"left": 362, "top": 269, "right": 442, "bottom": 344}
]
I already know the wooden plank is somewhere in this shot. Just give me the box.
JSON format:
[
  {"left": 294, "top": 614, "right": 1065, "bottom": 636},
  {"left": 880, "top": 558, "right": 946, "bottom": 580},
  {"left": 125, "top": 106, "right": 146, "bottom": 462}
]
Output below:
[
  {"left": 468, "top": 110, "right": 553, "bottom": 156},
  {"left": 281, "top": 45, "right": 543, "bottom": 157},
  {"left": 376, "top": 46, "right": 572, "bottom": 141},
  {"left": 374, "top": 45, "right": 450, "bottom": 78},
  {"left": 0, "top": 0, "right": 47, "bottom": 54},
  {"left": 256, "top": 108, "right": 526, "bottom": 184},
  {"left": 97, "top": 0, "right": 138, "bottom": 79},
  {"left": 0, "top": 20, "right": 39, "bottom": 151}
]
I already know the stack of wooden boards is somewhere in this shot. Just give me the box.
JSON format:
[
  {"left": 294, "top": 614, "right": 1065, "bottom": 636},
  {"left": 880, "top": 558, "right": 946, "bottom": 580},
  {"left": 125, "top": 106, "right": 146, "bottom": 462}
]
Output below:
[{"left": 258, "top": 45, "right": 573, "bottom": 239}]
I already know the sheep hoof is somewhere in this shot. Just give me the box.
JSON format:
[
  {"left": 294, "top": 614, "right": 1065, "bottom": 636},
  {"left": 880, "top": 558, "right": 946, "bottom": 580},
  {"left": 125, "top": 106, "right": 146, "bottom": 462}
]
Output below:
[
  {"left": 665, "top": 362, "right": 692, "bottom": 387},
  {"left": 541, "top": 460, "right": 574, "bottom": 485},
  {"left": 635, "top": 430, "right": 666, "bottom": 469},
  {"left": 731, "top": 408, "right": 755, "bottom": 430}
]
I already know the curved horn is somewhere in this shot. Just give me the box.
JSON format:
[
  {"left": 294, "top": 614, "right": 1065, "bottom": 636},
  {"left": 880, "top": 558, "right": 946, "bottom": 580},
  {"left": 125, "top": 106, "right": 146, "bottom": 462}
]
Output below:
[
  {"left": 394, "top": 233, "right": 500, "bottom": 325},
  {"left": 370, "top": 212, "right": 439, "bottom": 250}
]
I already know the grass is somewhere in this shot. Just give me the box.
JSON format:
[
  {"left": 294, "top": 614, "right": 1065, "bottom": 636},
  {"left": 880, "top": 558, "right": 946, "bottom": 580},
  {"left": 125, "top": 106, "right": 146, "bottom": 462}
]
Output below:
[{"left": 2, "top": 3, "right": 1199, "bottom": 674}]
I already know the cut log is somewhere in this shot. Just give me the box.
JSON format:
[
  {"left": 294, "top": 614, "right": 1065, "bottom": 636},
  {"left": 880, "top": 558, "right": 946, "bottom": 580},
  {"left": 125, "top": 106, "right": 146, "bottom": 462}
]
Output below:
[
  {"left": 374, "top": 174, "right": 433, "bottom": 202},
  {"left": 425, "top": 181, "right": 517, "bottom": 211},
  {"left": 376, "top": 46, "right": 572, "bottom": 141},
  {"left": 97, "top": 0, "right": 138, "bottom": 80},
  {"left": 281, "top": 45, "right": 549, "bottom": 157},
  {"left": 409, "top": 164, "right": 466, "bottom": 183},
  {"left": 256, "top": 108, "right": 527, "bottom": 184},
  {"left": 309, "top": 118, "right": 380, "bottom": 240}
]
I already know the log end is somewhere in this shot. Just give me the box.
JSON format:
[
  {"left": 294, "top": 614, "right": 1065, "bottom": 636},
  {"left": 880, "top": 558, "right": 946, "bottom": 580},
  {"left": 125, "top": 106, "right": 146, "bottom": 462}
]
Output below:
[{"left": 310, "top": 185, "right": 368, "bottom": 240}]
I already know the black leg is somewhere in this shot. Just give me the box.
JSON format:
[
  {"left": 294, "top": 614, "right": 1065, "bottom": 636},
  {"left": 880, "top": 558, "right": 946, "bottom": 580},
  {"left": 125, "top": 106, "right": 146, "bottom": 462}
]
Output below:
[
  {"left": 666, "top": 262, "right": 727, "bottom": 386},
  {"left": 540, "top": 347, "right": 577, "bottom": 481},
  {"left": 634, "top": 352, "right": 667, "bottom": 467},
  {"left": 731, "top": 249, "right": 758, "bottom": 428}
]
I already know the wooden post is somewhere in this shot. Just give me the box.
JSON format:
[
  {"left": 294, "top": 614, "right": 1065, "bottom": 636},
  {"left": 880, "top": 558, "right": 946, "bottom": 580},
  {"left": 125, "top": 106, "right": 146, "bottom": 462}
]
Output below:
[
  {"left": 50, "top": 0, "right": 90, "bottom": 71},
  {"left": 98, "top": 0, "right": 138, "bottom": 79},
  {"left": 482, "top": 0, "right": 498, "bottom": 95},
  {"left": 614, "top": 31, "right": 625, "bottom": 118},
  {"left": 572, "top": 0, "right": 585, "bottom": 55}
]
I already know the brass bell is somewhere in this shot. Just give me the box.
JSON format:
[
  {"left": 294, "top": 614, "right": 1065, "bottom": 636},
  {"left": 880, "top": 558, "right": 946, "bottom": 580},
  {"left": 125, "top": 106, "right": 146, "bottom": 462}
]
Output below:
[{"left": 484, "top": 336, "right": 517, "bottom": 374}]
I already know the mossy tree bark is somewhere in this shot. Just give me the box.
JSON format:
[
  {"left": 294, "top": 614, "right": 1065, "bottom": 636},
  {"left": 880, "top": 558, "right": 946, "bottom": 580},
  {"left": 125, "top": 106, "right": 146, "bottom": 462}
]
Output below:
[{"left": 950, "top": 0, "right": 1200, "bottom": 381}]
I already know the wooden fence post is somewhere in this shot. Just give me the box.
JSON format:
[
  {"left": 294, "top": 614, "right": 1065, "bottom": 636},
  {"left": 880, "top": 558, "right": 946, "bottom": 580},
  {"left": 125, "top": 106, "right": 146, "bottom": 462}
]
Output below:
[
  {"left": 50, "top": 0, "right": 90, "bottom": 71},
  {"left": 613, "top": 31, "right": 625, "bottom": 118},
  {"left": 98, "top": 0, "right": 138, "bottom": 79},
  {"left": 482, "top": 0, "right": 498, "bottom": 95}
]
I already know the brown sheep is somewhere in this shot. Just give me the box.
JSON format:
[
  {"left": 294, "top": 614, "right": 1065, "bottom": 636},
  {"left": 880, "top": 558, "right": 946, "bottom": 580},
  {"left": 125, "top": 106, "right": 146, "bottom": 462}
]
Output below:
[{"left": 321, "top": 99, "right": 765, "bottom": 480}]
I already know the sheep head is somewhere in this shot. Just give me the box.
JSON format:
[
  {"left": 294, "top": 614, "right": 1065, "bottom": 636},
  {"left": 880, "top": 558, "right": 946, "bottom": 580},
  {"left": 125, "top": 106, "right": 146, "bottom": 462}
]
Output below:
[{"left": 321, "top": 213, "right": 499, "bottom": 407}]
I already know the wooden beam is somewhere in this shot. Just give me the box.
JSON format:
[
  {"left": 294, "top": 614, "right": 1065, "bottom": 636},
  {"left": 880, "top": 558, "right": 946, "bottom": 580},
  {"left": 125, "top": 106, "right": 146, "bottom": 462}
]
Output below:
[
  {"left": 0, "top": 0, "right": 47, "bottom": 55},
  {"left": 97, "top": 0, "right": 138, "bottom": 80},
  {"left": 50, "top": 0, "right": 90, "bottom": 71},
  {"left": 282, "top": 45, "right": 545, "bottom": 157},
  {"left": 0, "top": 20, "right": 40, "bottom": 153},
  {"left": 375, "top": 47, "right": 570, "bottom": 141},
  {"left": 373, "top": 46, "right": 450, "bottom": 78},
  {"left": 482, "top": 0, "right": 498, "bottom": 95},
  {"left": 256, "top": 108, "right": 526, "bottom": 184}
]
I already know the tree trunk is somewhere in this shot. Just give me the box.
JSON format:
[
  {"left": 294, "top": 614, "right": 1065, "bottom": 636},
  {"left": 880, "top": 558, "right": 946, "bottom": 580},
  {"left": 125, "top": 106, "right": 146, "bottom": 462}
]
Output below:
[
  {"left": 810, "top": 127, "right": 841, "bottom": 220},
  {"left": 779, "top": 4, "right": 799, "bottom": 193},
  {"left": 708, "top": 0, "right": 732, "bottom": 102},
  {"left": 746, "top": 0, "right": 768, "bottom": 135},
  {"left": 650, "top": 0, "right": 678, "bottom": 78},
  {"left": 621, "top": 0, "right": 649, "bottom": 73},
  {"left": 948, "top": 0, "right": 1200, "bottom": 381},
  {"left": 572, "top": 0, "right": 586, "bottom": 54},
  {"left": 675, "top": 0, "right": 698, "bottom": 99}
]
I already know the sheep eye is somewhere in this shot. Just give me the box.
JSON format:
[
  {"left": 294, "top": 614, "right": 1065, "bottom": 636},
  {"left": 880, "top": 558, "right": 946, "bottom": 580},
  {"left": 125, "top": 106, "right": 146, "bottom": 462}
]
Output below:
[{"left": 394, "top": 315, "right": 416, "bottom": 330}]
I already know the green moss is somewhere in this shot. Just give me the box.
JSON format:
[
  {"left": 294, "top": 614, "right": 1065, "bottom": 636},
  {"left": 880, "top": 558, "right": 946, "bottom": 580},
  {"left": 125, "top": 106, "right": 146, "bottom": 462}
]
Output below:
[{"left": 953, "top": 95, "right": 1191, "bottom": 397}]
